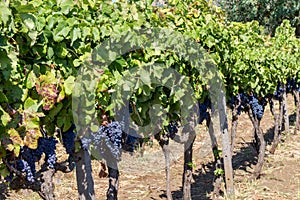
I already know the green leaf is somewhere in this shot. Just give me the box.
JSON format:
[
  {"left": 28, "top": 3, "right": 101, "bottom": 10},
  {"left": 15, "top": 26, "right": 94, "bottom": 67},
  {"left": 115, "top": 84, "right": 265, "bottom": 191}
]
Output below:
[
  {"left": 82, "top": 27, "right": 91, "bottom": 40},
  {"left": 214, "top": 168, "right": 225, "bottom": 176},
  {"left": 36, "top": 16, "right": 46, "bottom": 32},
  {"left": 64, "top": 76, "right": 75, "bottom": 95},
  {"left": 71, "top": 27, "right": 81, "bottom": 45},
  {"left": 47, "top": 16, "right": 59, "bottom": 30},
  {"left": 0, "top": 163, "right": 10, "bottom": 178},
  {"left": 26, "top": 70, "right": 37, "bottom": 89},
  {"left": 205, "top": 35, "right": 216, "bottom": 48},
  {"left": 20, "top": 13, "right": 36, "bottom": 30},
  {"left": 0, "top": 91, "right": 8, "bottom": 103},
  {"left": 28, "top": 30, "right": 38, "bottom": 46},
  {"left": 24, "top": 97, "right": 39, "bottom": 112},
  {"left": 15, "top": 4, "right": 38, "bottom": 13},
  {"left": 92, "top": 27, "right": 100, "bottom": 41},
  {"left": 53, "top": 21, "right": 71, "bottom": 42},
  {"left": 0, "top": 106, "right": 11, "bottom": 126},
  {"left": 73, "top": 59, "right": 81, "bottom": 67},
  {"left": 47, "top": 46, "right": 54, "bottom": 59},
  {"left": 139, "top": 68, "right": 151, "bottom": 86},
  {"left": 90, "top": 124, "right": 98, "bottom": 132},
  {"left": 55, "top": 45, "right": 69, "bottom": 58},
  {"left": 49, "top": 102, "right": 63, "bottom": 119},
  {"left": 0, "top": 2, "right": 11, "bottom": 25},
  {"left": 58, "top": 0, "right": 74, "bottom": 14}
]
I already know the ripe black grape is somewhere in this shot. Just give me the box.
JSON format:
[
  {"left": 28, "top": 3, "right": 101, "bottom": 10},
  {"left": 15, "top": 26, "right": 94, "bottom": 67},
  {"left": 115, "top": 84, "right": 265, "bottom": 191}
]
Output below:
[
  {"left": 20, "top": 146, "right": 40, "bottom": 178},
  {"left": 274, "top": 83, "right": 284, "bottom": 99},
  {"left": 123, "top": 134, "right": 138, "bottom": 152},
  {"left": 37, "top": 137, "right": 58, "bottom": 169},
  {"left": 62, "top": 125, "right": 76, "bottom": 154},
  {"left": 198, "top": 97, "right": 211, "bottom": 124},
  {"left": 230, "top": 92, "right": 249, "bottom": 115},
  {"left": 167, "top": 121, "right": 178, "bottom": 139},
  {"left": 92, "top": 121, "right": 123, "bottom": 161},
  {"left": 129, "top": 103, "right": 133, "bottom": 114},
  {"left": 248, "top": 95, "right": 264, "bottom": 120},
  {"left": 16, "top": 159, "right": 35, "bottom": 182}
]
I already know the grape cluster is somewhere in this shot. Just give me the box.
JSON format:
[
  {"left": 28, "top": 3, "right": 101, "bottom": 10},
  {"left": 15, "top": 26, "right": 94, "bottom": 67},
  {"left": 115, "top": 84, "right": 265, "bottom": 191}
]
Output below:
[
  {"left": 167, "top": 121, "right": 178, "bottom": 139},
  {"left": 286, "top": 78, "right": 295, "bottom": 92},
  {"left": 20, "top": 146, "right": 42, "bottom": 179},
  {"left": 230, "top": 92, "right": 266, "bottom": 120},
  {"left": 274, "top": 78, "right": 300, "bottom": 99},
  {"left": 151, "top": 0, "right": 167, "bottom": 7},
  {"left": 297, "top": 82, "right": 300, "bottom": 92},
  {"left": 123, "top": 134, "right": 138, "bottom": 152},
  {"left": 16, "top": 160, "right": 35, "bottom": 182},
  {"left": 248, "top": 95, "right": 264, "bottom": 120},
  {"left": 129, "top": 103, "right": 133, "bottom": 114},
  {"left": 274, "top": 83, "right": 284, "bottom": 99},
  {"left": 230, "top": 92, "right": 249, "bottom": 115},
  {"left": 38, "top": 137, "right": 57, "bottom": 169},
  {"left": 287, "top": 78, "right": 300, "bottom": 92},
  {"left": 92, "top": 121, "right": 123, "bottom": 161},
  {"left": 198, "top": 97, "right": 211, "bottom": 124},
  {"left": 62, "top": 125, "right": 76, "bottom": 154},
  {"left": 13, "top": 137, "right": 58, "bottom": 182}
]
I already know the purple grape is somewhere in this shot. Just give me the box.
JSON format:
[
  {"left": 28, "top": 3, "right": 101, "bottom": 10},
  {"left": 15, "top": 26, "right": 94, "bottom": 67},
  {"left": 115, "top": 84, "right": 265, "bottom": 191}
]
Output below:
[{"left": 62, "top": 125, "right": 76, "bottom": 154}]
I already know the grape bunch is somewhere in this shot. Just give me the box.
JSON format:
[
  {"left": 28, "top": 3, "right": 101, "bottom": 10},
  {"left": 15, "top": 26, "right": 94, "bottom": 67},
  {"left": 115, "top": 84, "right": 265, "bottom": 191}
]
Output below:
[
  {"left": 123, "top": 134, "right": 138, "bottom": 153},
  {"left": 286, "top": 77, "right": 295, "bottom": 93},
  {"left": 151, "top": 0, "right": 167, "bottom": 7},
  {"left": 18, "top": 136, "right": 57, "bottom": 182},
  {"left": 230, "top": 92, "right": 249, "bottom": 115},
  {"left": 297, "top": 82, "right": 300, "bottom": 92},
  {"left": 20, "top": 146, "right": 42, "bottom": 178},
  {"left": 274, "top": 83, "right": 284, "bottom": 99},
  {"left": 62, "top": 125, "right": 76, "bottom": 154},
  {"left": 16, "top": 159, "right": 35, "bottom": 183},
  {"left": 286, "top": 77, "right": 300, "bottom": 92},
  {"left": 167, "top": 121, "right": 178, "bottom": 139},
  {"left": 129, "top": 103, "right": 133, "bottom": 114},
  {"left": 198, "top": 97, "right": 211, "bottom": 124},
  {"left": 248, "top": 95, "right": 264, "bottom": 120},
  {"left": 92, "top": 121, "right": 123, "bottom": 161},
  {"left": 38, "top": 137, "right": 57, "bottom": 169}
]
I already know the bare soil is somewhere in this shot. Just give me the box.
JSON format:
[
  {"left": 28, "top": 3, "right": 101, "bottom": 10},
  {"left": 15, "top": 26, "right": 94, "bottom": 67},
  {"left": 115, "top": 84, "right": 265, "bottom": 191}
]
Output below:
[{"left": 1, "top": 95, "right": 300, "bottom": 200}]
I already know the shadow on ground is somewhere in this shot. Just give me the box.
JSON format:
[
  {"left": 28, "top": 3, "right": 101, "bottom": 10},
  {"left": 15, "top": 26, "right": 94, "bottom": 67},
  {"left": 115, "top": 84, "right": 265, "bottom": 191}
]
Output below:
[{"left": 157, "top": 111, "right": 298, "bottom": 199}]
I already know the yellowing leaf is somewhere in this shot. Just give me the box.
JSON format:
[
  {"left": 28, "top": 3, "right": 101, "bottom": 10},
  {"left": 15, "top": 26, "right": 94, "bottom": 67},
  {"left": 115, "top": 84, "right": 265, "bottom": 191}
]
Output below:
[
  {"left": 13, "top": 145, "right": 21, "bottom": 157},
  {"left": 57, "top": 87, "right": 65, "bottom": 102},
  {"left": 8, "top": 128, "right": 23, "bottom": 146},
  {"left": 6, "top": 144, "right": 14, "bottom": 152},
  {"left": 5, "top": 143, "right": 21, "bottom": 156},
  {"left": 24, "top": 128, "right": 42, "bottom": 149}
]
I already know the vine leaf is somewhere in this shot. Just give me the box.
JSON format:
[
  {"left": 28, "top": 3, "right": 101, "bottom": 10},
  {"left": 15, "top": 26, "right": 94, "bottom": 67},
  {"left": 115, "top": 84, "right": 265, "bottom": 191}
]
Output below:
[
  {"left": 64, "top": 76, "right": 75, "bottom": 95},
  {"left": 24, "top": 97, "right": 39, "bottom": 112}
]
